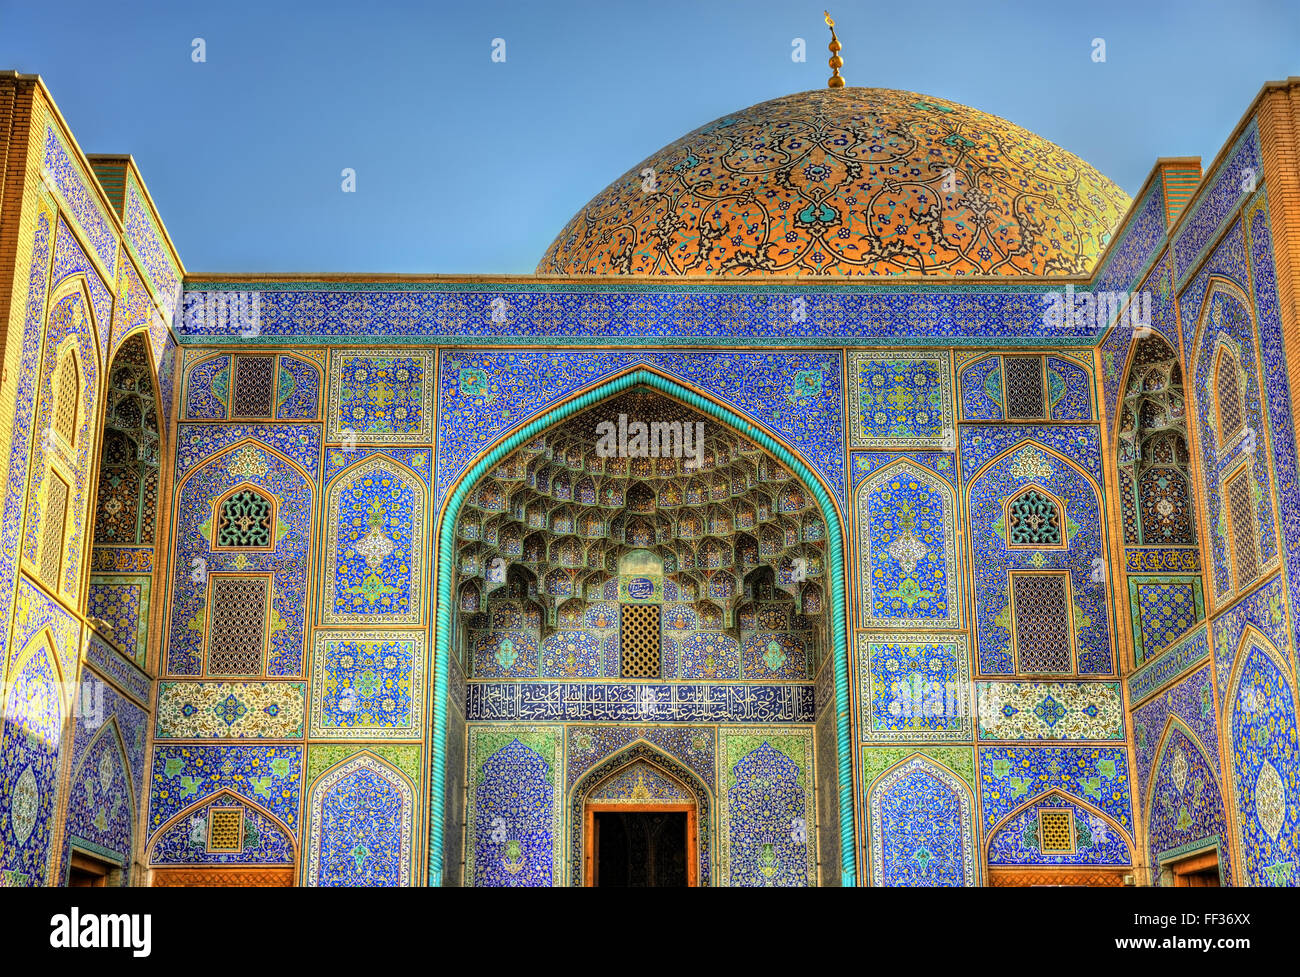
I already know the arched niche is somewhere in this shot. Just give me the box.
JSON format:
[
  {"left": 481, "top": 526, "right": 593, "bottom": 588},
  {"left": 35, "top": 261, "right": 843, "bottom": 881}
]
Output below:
[{"left": 867, "top": 755, "right": 975, "bottom": 887}]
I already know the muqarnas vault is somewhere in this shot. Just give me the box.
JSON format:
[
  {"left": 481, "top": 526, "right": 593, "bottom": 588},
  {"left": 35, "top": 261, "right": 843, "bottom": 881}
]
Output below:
[{"left": 2, "top": 60, "right": 1300, "bottom": 887}]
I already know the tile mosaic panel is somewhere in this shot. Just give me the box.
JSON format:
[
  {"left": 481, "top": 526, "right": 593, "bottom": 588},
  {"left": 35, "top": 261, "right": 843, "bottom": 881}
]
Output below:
[
  {"left": 1132, "top": 665, "right": 1219, "bottom": 798},
  {"left": 719, "top": 727, "right": 815, "bottom": 887},
  {"left": 322, "top": 458, "right": 425, "bottom": 626},
  {"left": 868, "top": 755, "right": 975, "bottom": 886},
  {"left": 1171, "top": 125, "right": 1259, "bottom": 282},
  {"left": 1129, "top": 623, "right": 1210, "bottom": 706},
  {"left": 87, "top": 576, "right": 151, "bottom": 666},
  {"left": 856, "top": 461, "right": 959, "bottom": 629},
  {"left": 846, "top": 351, "right": 953, "bottom": 448},
  {"left": 0, "top": 210, "right": 53, "bottom": 677},
  {"left": 59, "top": 723, "right": 137, "bottom": 880},
  {"left": 155, "top": 681, "right": 306, "bottom": 738},
  {"left": 1245, "top": 196, "right": 1300, "bottom": 658},
  {"left": 326, "top": 350, "right": 435, "bottom": 443},
  {"left": 1187, "top": 271, "right": 1279, "bottom": 604},
  {"left": 859, "top": 634, "right": 972, "bottom": 742},
  {"left": 975, "top": 682, "right": 1123, "bottom": 741},
  {"left": 148, "top": 746, "right": 302, "bottom": 838},
  {"left": 310, "top": 631, "right": 425, "bottom": 738},
  {"left": 149, "top": 791, "right": 295, "bottom": 866},
  {"left": 43, "top": 125, "right": 118, "bottom": 275},
  {"left": 1210, "top": 576, "right": 1288, "bottom": 710},
  {"left": 1226, "top": 640, "right": 1300, "bottom": 886},
  {"left": 978, "top": 746, "right": 1133, "bottom": 835},
  {"left": 966, "top": 438, "right": 1111, "bottom": 675},
  {"left": 182, "top": 283, "right": 1118, "bottom": 346},
  {"left": 467, "top": 726, "right": 563, "bottom": 887},
  {"left": 22, "top": 280, "right": 100, "bottom": 603},
  {"left": 987, "top": 794, "right": 1131, "bottom": 866},
  {"left": 861, "top": 747, "right": 976, "bottom": 793},
  {"left": 306, "top": 754, "right": 414, "bottom": 886},
  {"left": 0, "top": 635, "right": 66, "bottom": 886},
  {"left": 1148, "top": 723, "right": 1232, "bottom": 885},
  {"left": 435, "top": 350, "right": 844, "bottom": 507},
  {"left": 168, "top": 441, "right": 311, "bottom": 676},
  {"left": 1130, "top": 575, "right": 1205, "bottom": 665},
  {"left": 123, "top": 175, "right": 181, "bottom": 317}
]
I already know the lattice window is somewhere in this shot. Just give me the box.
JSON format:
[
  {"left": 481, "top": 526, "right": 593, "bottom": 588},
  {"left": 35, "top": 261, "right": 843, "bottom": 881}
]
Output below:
[
  {"left": 621, "top": 604, "right": 661, "bottom": 678},
  {"left": 54, "top": 352, "right": 80, "bottom": 448},
  {"left": 215, "top": 489, "right": 274, "bottom": 548},
  {"left": 1215, "top": 350, "right": 1244, "bottom": 444},
  {"left": 40, "top": 471, "right": 70, "bottom": 589},
  {"left": 207, "top": 575, "right": 270, "bottom": 675},
  {"left": 1038, "top": 809, "right": 1075, "bottom": 853},
  {"left": 1007, "top": 490, "right": 1062, "bottom": 546},
  {"left": 1227, "top": 470, "right": 1259, "bottom": 589},
  {"left": 207, "top": 807, "right": 245, "bottom": 852},
  {"left": 231, "top": 355, "right": 276, "bottom": 418},
  {"left": 1004, "top": 357, "right": 1045, "bottom": 420},
  {"left": 1012, "top": 572, "right": 1072, "bottom": 674}
]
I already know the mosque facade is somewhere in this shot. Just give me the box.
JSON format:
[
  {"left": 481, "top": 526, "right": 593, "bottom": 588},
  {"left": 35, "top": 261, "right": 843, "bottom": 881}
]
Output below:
[{"left": 1, "top": 55, "right": 1299, "bottom": 886}]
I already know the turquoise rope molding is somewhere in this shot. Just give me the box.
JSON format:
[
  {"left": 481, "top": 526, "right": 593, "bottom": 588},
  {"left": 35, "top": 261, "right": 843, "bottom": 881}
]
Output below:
[{"left": 427, "top": 367, "right": 858, "bottom": 886}]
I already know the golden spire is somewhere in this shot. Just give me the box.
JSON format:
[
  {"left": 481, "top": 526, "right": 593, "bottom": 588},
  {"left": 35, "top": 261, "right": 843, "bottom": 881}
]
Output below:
[{"left": 824, "top": 11, "right": 845, "bottom": 88}]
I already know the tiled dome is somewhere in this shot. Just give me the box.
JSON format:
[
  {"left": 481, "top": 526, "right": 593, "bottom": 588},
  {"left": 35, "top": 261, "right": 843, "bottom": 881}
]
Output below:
[{"left": 538, "top": 88, "right": 1130, "bottom": 278}]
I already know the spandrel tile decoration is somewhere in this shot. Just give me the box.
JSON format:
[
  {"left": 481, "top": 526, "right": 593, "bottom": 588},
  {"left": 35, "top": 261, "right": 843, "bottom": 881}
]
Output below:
[{"left": 2, "top": 9, "right": 1299, "bottom": 892}]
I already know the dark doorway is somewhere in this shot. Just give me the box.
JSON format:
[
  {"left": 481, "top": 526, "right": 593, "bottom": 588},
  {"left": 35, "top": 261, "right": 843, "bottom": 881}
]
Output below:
[
  {"left": 593, "top": 811, "right": 688, "bottom": 887},
  {"left": 1170, "top": 850, "right": 1221, "bottom": 887}
]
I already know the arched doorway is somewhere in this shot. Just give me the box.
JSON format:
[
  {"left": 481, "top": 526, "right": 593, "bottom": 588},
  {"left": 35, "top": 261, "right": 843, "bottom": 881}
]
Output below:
[
  {"left": 572, "top": 743, "right": 709, "bottom": 887},
  {"left": 434, "top": 368, "right": 855, "bottom": 886}
]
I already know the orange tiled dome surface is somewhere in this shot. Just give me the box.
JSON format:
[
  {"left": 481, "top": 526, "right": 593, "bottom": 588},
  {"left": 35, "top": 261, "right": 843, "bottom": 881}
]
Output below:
[{"left": 538, "top": 88, "right": 1131, "bottom": 278}]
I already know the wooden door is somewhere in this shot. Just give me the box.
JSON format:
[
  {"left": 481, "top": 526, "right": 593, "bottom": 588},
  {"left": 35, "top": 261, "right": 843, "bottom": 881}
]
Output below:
[
  {"left": 151, "top": 867, "right": 296, "bottom": 886},
  {"left": 584, "top": 803, "right": 697, "bottom": 887}
]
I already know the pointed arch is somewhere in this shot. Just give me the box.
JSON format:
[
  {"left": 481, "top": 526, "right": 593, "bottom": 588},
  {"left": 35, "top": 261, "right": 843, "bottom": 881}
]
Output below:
[
  {"left": 1145, "top": 714, "right": 1223, "bottom": 832},
  {"left": 60, "top": 716, "right": 138, "bottom": 881},
  {"left": 1003, "top": 482, "right": 1069, "bottom": 550},
  {"left": 866, "top": 753, "right": 976, "bottom": 886},
  {"left": 1146, "top": 714, "right": 1232, "bottom": 884},
  {"left": 855, "top": 458, "right": 960, "bottom": 629},
  {"left": 47, "top": 273, "right": 104, "bottom": 372},
  {"left": 68, "top": 714, "right": 135, "bottom": 809},
  {"left": 6, "top": 628, "right": 67, "bottom": 740},
  {"left": 1223, "top": 625, "right": 1298, "bottom": 886},
  {"left": 0, "top": 629, "right": 66, "bottom": 884},
  {"left": 208, "top": 481, "right": 278, "bottom": 552},
  {"left": 305, "top": 751, "right": 414, "bottom": 887},
  {"left": 967, "top": 437, "right": 1106, "bottom": 498},
  {"left": 176, "top": 436, "right": 315, "bottom": 495},
  {"left": 24, "top": 277, "right": 101, "bottom": 596},
  {"left": 322, "top": 454, "right": 427, "bottom": 626},
  {"left": 91, "top": 332, "right": 163, "bottom": 548},
  {"left": 167, "top": 436, "right": 314, "bottom": 677},
  {"left": 146, "top": 787, "right": 297, "bottom": 866},
  {"left": 989, "top": 786, "right": 1135, "bottom": 852},
  {"left": 430, "top": 366, "right": 856, "bottom": 885},
  {"left": 966, "top": 438, "right": 1111, "bottom": 677},
  {"left": 568, "top": 739, "right": 712, "bottom": 887}
]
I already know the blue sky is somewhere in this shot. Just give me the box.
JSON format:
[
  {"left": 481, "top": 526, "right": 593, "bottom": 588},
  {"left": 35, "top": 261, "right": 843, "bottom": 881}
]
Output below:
[{"left": 3, "top": 0, "right": 1297, "bottom": 274}]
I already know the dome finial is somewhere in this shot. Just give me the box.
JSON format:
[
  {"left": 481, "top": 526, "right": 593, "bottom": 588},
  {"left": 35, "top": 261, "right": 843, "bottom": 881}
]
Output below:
[{"left": 824, "top": 11, "right": 845, "bottom": 88}]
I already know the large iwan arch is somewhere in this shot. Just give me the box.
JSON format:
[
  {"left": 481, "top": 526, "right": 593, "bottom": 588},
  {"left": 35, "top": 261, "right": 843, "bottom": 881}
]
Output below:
[{"left": 429, "top": 366, "right": 857, "bottom": 886}]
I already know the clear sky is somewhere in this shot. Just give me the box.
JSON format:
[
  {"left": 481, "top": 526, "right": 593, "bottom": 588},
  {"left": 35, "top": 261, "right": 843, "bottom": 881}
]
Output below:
[{"left": 2, "top": 0, "right": 1297, "bottom": 274}]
